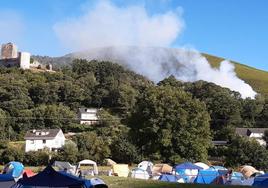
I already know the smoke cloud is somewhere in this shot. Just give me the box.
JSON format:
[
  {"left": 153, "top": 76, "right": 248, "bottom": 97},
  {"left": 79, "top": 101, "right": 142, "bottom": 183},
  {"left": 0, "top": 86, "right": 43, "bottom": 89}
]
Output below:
[
  {"left": 54, "top": 0, "right": 183, "bottom": 50},
  {"left": 54, "top": 0, "right": 256, "bottom": 99}
]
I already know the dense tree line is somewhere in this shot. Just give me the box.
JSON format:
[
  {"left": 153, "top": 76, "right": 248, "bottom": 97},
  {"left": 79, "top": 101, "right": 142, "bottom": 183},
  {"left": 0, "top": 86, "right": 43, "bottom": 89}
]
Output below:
[{"left": 0, "top": 60, "right": 268, "bottom": 168}]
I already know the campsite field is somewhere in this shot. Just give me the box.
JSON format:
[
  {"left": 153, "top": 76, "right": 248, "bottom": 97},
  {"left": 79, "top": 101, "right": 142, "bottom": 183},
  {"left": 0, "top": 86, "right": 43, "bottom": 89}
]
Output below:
[{"left": 97, "top": 176, "right": 249, "bottom": 188}]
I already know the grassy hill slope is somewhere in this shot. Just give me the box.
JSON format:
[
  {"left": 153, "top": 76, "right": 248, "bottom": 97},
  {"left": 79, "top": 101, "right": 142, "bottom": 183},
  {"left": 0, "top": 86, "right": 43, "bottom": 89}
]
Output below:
[
  {"left": 34, "top": 49, "right": 268, "bottom": 96},
  {"left": 204, "top": 53, "right": 268, "bottom": 96}
]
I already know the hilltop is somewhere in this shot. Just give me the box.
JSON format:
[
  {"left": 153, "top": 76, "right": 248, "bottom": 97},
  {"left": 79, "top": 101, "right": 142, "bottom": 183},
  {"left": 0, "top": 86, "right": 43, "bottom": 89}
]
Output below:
[
  {"left": 33, "top": 47, "right": 268, "bottom": 96},
  {"left": 204, "top": 53, "right": 268, "bottom": 97}
]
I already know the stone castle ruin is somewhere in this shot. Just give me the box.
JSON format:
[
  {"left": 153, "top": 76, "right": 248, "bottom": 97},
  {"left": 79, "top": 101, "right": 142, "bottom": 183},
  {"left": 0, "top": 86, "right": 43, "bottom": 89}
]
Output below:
[
  {"left": 0, "top": 42, "right": 52, "bottom": 71},
  {"left": 1, "top": 43, "right": 18, "bottom": 59}
]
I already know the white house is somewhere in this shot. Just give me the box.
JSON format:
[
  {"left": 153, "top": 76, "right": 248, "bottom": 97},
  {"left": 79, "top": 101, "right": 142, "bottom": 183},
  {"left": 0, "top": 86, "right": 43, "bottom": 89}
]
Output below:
[
  {"left": 78, "top": 108, "right": 99, "bottom": 125},
  {"left": 235, "top": 128, "right": 268, "bottom": 146},
  {"left": 24, "top": 128, "right": 65, "bottom": 152}
]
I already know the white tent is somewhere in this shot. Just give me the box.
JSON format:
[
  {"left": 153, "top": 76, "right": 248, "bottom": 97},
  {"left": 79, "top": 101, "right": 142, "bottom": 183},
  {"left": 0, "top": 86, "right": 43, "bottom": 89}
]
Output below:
[
  {"left": 194, "top": 162, "right": 210, "bottom": 170},
  {"left": 138, "top": 161, "right": 153, "bottom": 175},
  {"left": 76, "top": 159, "right": 98, "bottom": 176},
  {"left": 53, "top": 161, "right": 76, "bottom": 175},
  {"left": 131, "top": 168, "right": 150, "bottom": 180}
]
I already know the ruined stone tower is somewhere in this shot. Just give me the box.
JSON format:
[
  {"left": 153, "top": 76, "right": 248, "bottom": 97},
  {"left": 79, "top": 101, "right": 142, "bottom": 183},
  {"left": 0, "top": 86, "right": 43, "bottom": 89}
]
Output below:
[{"left": 1, "top": 42, "right": 18, "bottom": 59}]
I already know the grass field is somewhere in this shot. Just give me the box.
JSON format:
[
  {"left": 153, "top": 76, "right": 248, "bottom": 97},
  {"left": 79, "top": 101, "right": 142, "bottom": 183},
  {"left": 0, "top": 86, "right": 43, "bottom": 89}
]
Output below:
[
  {"left": 203, "top": 53, "right": 268, "bottom": 97},
  {"left": 97, "top": 176, "right": 249, "bottom": 188}
]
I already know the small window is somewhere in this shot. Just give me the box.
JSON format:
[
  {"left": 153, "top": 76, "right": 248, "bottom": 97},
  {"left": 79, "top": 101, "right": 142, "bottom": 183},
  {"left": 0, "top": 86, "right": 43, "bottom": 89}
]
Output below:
[
  {"left": 30, "top": 140, "right": 34, "bottom": 144},
  {"left": 43, "top": 140, "right": 46, "bottom": 144}
]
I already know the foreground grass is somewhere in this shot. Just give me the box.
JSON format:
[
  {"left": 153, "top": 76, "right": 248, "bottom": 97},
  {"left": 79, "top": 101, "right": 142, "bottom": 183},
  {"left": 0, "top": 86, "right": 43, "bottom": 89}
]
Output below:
[{"left": 97, "top": 176, "right": 249, "bottom": 188}]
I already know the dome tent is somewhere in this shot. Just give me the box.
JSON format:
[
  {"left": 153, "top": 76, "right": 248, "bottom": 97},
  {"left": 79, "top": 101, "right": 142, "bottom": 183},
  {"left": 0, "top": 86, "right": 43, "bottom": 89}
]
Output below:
[
  {"left": 175, "top": 162, "right": 202, "bottom": 183},
  {"left": 194, "top": 162, "right": 210, "bottom": 170},
  {"left": 12, "top": 165, "right": 107, "bottom": 188},
  {"left": 131, "top": 168, "right": 150, "bottom": 180},
  {"left": 0, "top": 161, "right": 24, "bottom": 188},
  {"left": 138, "top": 161, "right": 153, "bottom": 174},
  {"left": 3, "top": 161, "right": 24, "bottom": 178}
]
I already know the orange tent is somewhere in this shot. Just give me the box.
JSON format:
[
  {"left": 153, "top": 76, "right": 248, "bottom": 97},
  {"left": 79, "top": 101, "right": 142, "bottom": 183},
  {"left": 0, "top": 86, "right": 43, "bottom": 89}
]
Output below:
[
  {"left": 23, "top": 168, "right": 36, "bottom": 177},
  {"left": 152, "top": 164, "right": 172, "bottom": 176}
]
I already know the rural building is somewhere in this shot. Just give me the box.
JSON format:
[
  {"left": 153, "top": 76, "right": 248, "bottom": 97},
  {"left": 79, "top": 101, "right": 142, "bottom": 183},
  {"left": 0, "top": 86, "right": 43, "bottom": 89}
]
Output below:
[
  {"left": 0, "top": 42, "right": 53, "bottom": 71},
  {"left": 78, "top": 108, "right": 99, "bottom": 125},
  {"left": 235, "top": 128, "right": 268, "bottom": 146},
  {"left": 0, "top": 42, "right": 31, "bottom": 69},
  {"left": 24, "top": 129, "right": 65, "bottom": 152}
]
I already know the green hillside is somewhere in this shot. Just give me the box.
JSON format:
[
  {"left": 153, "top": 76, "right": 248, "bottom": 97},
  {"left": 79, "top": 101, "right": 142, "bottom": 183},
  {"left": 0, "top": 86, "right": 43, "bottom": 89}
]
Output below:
[{"left": 204, "top": 53, "right": 268, "bottom": 96}]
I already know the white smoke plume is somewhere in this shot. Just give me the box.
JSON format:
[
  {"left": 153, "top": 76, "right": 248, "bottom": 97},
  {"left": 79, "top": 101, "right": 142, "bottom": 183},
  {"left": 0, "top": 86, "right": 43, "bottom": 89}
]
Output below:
[{"left": 54, "top": 0, "right": 256, "bottom": 99}]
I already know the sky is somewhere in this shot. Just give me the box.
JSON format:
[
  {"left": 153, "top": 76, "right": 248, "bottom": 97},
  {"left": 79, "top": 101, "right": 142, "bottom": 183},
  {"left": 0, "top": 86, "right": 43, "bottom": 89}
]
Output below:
[{"left": 0, "top": 0, "right": 267, "bottom": 71}]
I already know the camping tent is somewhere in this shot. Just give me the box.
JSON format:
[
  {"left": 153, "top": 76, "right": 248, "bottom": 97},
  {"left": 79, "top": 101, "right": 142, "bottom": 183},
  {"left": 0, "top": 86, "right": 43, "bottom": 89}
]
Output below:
[
  {"left": 194, "top": 162, "right": 210, "bottom": 170},
  {"left": 112, "top": 164, "right": 129, "bottom": 177},
  {"left": 3, "top": 161, "right": 24, "bottom": 178},
  {"left": 152, "top": 164, "right": 172, "bottom": 176},
  {"left": 0, "top": 174, "right": 16, "bottom": 188},
  {"left": 138, "top": 161, "right": 153, "bottom": 175},
  {"left": 0, "top": 161, "right": 24, "bottom": 188},
  {"left": 175, "top": 162, "right": 202, "bottom": 183},
  {"left": 175, "top": 162, "right": 203, "bottom": 171},
  {"left": 131, "top": 168, "right": 150, "bottom": 180},
  {"left": 76, "top": 160, "right": 98, "bottom": 176},
  {"left": 210, "top": 166, "right": 227, "bottom": 171},
  {"left": 12, "top": 165, "right": 107, "bottom": 188},
  {"left": 23, "top": 169, "right": 35, "bottom": 177},
  {"left": 104, "top": 158, "right": 117, "bottom": 166},
  {"left": 53, "top": 161, "right": 76, "bottom": 175},
  {"left": 194, "top": 169, "right": 219, "bottom": 184},
  {"left": 159, "top": 174, "right": 179, "bottom": 183},
  {"left": 240, "top": 165, "right": 259, "bottom": 178},
  {"left": 253, "top": 173, "right": 268, "bottom": 187}
]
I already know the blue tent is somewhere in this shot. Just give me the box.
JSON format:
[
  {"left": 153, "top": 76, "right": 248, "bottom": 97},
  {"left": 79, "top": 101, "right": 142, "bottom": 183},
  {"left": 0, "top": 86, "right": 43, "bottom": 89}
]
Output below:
[
  {"left": 175, "top": 162, "right": 202, "bottom": 183},
  {"left": 231, "top": 172, "right": 243, "bottom": 180},
  {"left": 0, "top": 174, "right": 16, "bottom": 188},
  {"left": 210, "top": 166, "right": 227, "bottom": 171},
  {"left": 194, "top": 169, "right": 219, "bottom": 184},
  {"left": 3, "top": 161, "right": 24, "bottom": 178},
  {"left": 253, "top": 174, "right": 268, "bottom": 188},
  {"left": 175, "top": 162, "right": 203, "bottom": 171},
  {"left": 159, "top": 174, "right": 179, "bottom": 183},
  {"left": 13, "top": 165, "right": 107, "bottom": 188}
]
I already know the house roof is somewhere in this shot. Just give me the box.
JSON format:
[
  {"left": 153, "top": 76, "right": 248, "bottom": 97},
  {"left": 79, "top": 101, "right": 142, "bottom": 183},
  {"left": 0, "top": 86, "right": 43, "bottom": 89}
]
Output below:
[
  {"left": 235, "top": 128, "right": 268, "bottom": 137},
  {"left": 212, "top": 140, "right": 228, "bottom": 146},
  {"left": 25, "top": 129, "right": 62, "bottom": 140},
  {"left": 78, "top": 108, "right": 98, "bottom": 114}
]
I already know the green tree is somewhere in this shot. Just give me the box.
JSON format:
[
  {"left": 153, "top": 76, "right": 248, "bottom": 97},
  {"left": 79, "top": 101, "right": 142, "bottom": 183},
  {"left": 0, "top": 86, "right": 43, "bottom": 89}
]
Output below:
[
  {"left": 1, "top": 146, "right": 24, "bottom": 164},
  {"left": 95, "top": 109, "right": 127, "bottom": 144},
  {"left": 0, "top": 109, "right": 9, "bottom": 140},
  {"left": 129, "top": 85, "right": 211, "bottom": 162},
  {"left": 226, "top": 136, "right": 268, "bottom": 170},
  {"left": 24, "top": 151, "right": 50, "bottom": 166},
  {"left": 111, "top": 135, "right": 140, "bottom": 163},
  {"left": 185, "top": 81, "right": 242, "bottom": 140},
  {"left": 31, "top": 104, "right": 76, "bottom": 130},
  {"left": 59, "top": 141, "right": 78, "bottom": 163},
  {"left": 74, "top": 132, "right": 110, "bottom": 163}
]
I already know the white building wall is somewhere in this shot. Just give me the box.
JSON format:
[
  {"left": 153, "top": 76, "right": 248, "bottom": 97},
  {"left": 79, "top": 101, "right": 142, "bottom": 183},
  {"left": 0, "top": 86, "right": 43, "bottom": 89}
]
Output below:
[
  {"left": 25, "top": 131, "right": 66, "bottom": 152},
  {"left": 19, "top": 52, "right": 30, "bottom": 69},
  {"left": 81, "top": 113, "right": 98, "bottom": 120}
]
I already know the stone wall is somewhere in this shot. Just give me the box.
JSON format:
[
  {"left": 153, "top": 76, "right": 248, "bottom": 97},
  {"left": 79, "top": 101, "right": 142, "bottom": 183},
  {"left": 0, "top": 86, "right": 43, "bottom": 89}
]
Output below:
[{"left": 1, "top": 43, "right": 18, "bottom": 59}]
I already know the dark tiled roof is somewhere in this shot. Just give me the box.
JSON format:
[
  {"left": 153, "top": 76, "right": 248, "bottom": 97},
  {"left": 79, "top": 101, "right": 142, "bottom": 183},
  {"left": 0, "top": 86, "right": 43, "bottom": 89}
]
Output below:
[
  {"left": 212, "top": 140, "right": 228, "bottom": 146},
  {"left": 235, "top": 128, "right": 268, "bottom": 137},
  {"left": 78, "top": 108, "right": 98, "bottom": 114},
  {"left": 25, "top": 129, "right": 61, "bottom": 140}
]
